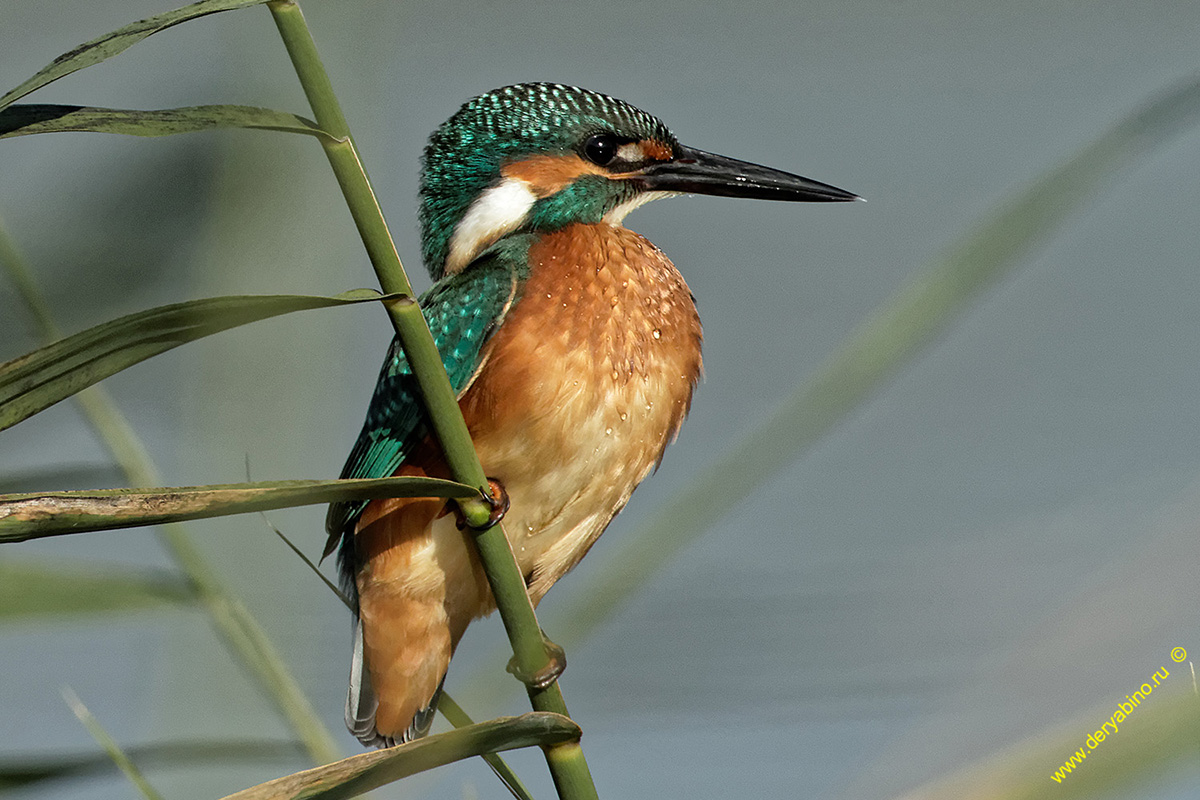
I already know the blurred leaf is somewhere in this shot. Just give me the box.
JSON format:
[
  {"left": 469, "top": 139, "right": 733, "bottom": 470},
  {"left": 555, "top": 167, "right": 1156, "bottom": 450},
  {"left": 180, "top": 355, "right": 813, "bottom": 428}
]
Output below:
[
  {"left": 62, "top": 688, "right": 165, "bottom": 800},
  {"left": 0, "top": 477, "right": 475, "bottom": 542},
  {"left": 538, "top": 76, "right": 1200, "bottom": 650},
  {"left": 891, "top": 688, "right": 1200, "bottom": 800},
  {"left": 0, "top": 740, "right": 302, "bottom": 791},
  {"left": 0, "top": 463, "right": 124, "bottom": 494},
  {"left": 221, "top": 712, "right": 581, "bottom": 800},
  {"left": 0, "top": 104, "right": 326, "bottom": 140},
  {"left": 0, "top": 0, "right": 272, "bottom": 110},
  {"left": 2, "top": 224, "right": 347, "bottom": 766},
  {"left": 0, "top": 11, "right": 348, "bottom": 769},
  {"left": 0, "top": 289, "right": 396, "bottom": 432},
  {"left": 0, "top": 558, "right": 193, "bottom": 620}
]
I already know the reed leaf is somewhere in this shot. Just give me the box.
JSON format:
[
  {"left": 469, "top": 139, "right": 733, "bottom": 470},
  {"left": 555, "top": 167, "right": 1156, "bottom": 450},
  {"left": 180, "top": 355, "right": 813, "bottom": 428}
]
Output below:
[
  {"left": 221, "top": 712, "right": 581, "bottom": 800},
  {"left": 0, "top": 0, "right": 272, "bottom": 110},
  {"left": 0, "top": 290, "right": 394, "bottom": 432},
  {"left": 0, "top": 104, "right": 326, "bottom": 140},
  {"left": 0, "top": 477, "right": 474, "bottom": 542},
  {"left": 2, "top": 221, "right": 346, "bottom": 762}
]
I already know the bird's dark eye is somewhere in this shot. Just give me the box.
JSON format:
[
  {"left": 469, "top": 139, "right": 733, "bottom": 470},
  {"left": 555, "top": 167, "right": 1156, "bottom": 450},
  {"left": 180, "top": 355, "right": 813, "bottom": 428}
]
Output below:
[{"left": 583, "top": 133, "right": 618, "bottom": 166}]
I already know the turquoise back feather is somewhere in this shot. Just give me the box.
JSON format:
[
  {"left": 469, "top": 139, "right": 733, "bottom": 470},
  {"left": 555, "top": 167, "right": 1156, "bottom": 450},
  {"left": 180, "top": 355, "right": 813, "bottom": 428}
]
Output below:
[{"left": 326, "top": 237, "right": 534, "bottom": 596}]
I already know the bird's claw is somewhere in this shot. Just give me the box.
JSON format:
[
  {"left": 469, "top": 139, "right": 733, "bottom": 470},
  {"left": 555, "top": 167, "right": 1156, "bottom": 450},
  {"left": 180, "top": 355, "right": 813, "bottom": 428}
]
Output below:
[
  {"left": 457, "top": 478, "right": 510, "bottom": 531},
  {"left": 482, "top": 478, "right": 510, "bottom": 527},
  {"left": 507, "top": 634, "right": 567, "bottom": 690}
]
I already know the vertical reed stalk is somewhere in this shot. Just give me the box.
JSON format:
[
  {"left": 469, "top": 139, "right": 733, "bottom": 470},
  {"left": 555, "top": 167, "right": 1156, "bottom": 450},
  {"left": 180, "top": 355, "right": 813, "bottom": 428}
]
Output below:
[{"left": 265, "top": 2, "right": 598, "bottom": 795}]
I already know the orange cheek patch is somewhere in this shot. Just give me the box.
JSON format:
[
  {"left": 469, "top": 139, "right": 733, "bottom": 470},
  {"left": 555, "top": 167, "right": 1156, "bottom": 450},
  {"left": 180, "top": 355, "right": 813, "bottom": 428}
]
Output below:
[
  {"left": 640, "top": 139, "right": 673, "bottom": 161},
  {"left": 501, "top": 154, "right": 606, "bottom": 197}
]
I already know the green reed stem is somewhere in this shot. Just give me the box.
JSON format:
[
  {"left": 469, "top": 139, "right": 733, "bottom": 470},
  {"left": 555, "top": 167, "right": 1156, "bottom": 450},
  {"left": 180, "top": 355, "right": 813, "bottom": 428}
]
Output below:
[{"left": 265, "top": 2, "right": 596, "bottom": 796}]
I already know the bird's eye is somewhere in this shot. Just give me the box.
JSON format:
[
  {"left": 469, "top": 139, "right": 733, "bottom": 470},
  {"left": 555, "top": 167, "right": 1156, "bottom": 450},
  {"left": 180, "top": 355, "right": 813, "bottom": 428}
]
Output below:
[{"left": 583, "top": 133, "right": 618, "bottom": 166}]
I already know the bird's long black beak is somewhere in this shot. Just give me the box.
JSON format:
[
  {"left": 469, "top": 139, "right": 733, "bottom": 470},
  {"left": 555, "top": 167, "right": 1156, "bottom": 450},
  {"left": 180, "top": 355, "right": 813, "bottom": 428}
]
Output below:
[{"left": 637, "top": 145, "right": 859, "bottom": 203}]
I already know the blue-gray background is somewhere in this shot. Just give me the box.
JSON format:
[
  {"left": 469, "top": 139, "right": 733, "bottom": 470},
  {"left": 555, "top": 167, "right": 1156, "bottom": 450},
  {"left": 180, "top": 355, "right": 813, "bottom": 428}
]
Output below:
[{"left": 2, "top": 1, "right": 1199, "bottom": 798}]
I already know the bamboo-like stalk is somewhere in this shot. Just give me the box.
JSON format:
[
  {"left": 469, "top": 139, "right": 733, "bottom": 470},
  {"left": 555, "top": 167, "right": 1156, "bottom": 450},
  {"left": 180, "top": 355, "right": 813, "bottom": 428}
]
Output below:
[
  {"left": 265, "top": 2, "right": 598, "bottom": 795},
  {"left": 0, "top": 220, "right": 342, "bottom": 765}
]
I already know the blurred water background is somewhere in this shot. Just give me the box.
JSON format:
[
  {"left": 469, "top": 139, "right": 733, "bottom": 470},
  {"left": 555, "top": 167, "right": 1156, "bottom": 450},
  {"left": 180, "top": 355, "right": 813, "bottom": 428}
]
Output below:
[{"left": 2, "top": 1, "right": 1199, "bottom": 798}]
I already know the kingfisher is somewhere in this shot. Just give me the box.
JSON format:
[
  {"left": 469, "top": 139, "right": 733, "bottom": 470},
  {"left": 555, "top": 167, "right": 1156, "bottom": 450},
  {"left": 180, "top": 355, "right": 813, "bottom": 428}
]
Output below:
[{"left": 326, "top": 82, "right": 857, "bottom": 747}]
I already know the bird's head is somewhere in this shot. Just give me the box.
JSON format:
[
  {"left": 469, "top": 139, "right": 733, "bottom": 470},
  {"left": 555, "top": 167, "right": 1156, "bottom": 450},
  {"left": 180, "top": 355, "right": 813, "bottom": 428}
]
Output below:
[{"left": 419, "top": 82, "right": 856, "bottom": 278}]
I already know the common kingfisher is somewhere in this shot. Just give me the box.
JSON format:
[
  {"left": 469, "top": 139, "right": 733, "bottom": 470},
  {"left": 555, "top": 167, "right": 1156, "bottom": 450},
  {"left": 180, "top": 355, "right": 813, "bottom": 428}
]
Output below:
[{"left": 326, "top": 82, "right": 857, "bottom": 747}]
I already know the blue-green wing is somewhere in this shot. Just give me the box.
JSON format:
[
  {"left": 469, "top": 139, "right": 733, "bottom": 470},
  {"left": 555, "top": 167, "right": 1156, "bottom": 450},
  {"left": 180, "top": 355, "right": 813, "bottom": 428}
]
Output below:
[{"left": 324, "top": 248, "right": 524, "bottom": 552}]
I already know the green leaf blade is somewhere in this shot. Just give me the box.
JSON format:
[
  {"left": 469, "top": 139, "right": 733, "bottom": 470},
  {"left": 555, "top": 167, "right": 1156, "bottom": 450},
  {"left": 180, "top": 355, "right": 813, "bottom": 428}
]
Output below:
[
  {"left": 0, "top": 477, "right": 476, "bottom": 542},
  {"left": 0, "top": 104, "right": 327, "bottom": 140},
  {"left": 0, "top": 290, "right": 392, "bottom": 432},
  {"left": 0, "top": 0, "right": 274, "bottom": 110}
]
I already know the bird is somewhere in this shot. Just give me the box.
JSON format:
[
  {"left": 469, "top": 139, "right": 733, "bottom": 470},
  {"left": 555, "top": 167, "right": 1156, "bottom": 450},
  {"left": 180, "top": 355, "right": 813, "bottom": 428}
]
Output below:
[{"left": 325, "top": 82, "right": 857, "bottom": 747}]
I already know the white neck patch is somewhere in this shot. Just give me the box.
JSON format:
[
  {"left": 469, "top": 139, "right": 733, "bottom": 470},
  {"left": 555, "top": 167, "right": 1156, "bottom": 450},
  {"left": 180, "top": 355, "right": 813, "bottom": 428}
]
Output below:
[
  {"left": 445, "top": 177, "right": 538, "bottom": 274},
  {"left": 602, "top": 191, "right": 678, "bottom": 225}
]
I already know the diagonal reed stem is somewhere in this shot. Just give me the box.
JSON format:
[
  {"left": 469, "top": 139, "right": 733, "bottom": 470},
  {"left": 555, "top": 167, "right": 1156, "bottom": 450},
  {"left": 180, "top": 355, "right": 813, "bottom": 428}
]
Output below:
[
  {"left": 62, "top": 687, "right": 166, "bottom": 800},
  {"left": 264, "top": 2, "right": 598, "bottom": 796}
]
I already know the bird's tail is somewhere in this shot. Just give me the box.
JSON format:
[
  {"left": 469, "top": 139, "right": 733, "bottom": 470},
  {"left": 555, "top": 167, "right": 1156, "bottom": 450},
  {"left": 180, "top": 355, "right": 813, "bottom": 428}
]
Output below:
[
  {"left": 345, "top": 619, "right": 385, "bottom": 747},
  {"left": 345, "top": 618, "right": 443, "bottom": 747}
]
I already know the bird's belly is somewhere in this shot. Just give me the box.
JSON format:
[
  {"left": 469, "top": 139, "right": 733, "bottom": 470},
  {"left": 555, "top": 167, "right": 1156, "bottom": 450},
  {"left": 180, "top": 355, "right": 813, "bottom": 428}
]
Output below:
[
  {"left": 459, "top": 222, "right": 704, "bottom": 603},
  {"left": 471, "top": 370, "right": 684, "bottom": 602}
]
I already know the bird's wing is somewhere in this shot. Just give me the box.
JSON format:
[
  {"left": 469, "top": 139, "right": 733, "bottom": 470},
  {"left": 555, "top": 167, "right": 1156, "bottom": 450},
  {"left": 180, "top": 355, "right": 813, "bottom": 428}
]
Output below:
[
  {"left": 332, "top": 242, "right": 529, "bottom": 748},
  {"left": 324, "top": 243, "right": 528, "bottom": 566}
]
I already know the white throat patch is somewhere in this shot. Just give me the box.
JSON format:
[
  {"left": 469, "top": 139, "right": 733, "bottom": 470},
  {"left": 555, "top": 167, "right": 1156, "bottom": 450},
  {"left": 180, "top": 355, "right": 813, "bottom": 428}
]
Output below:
[
  {"left": 602, "top": 190, "right": 678, "bottom": 225},
  {"left": 445, "top": 178, "right": 537, "bottom": 274}
]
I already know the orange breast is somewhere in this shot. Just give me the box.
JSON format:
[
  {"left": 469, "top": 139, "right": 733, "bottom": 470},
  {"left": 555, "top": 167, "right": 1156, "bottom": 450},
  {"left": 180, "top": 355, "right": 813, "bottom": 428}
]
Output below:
[
  {"left": 460, "top": 222, "right": 704, "bottom": 599},
  {"left": 351, "top": 221, "right": 703, "bottom": 742}
]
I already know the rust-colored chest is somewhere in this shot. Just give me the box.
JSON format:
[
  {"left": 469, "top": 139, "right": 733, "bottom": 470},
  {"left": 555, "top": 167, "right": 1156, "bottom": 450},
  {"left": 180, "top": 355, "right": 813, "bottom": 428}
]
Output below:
[{"left": 459, "top": 222, "right": 703, "bottom": 596}]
